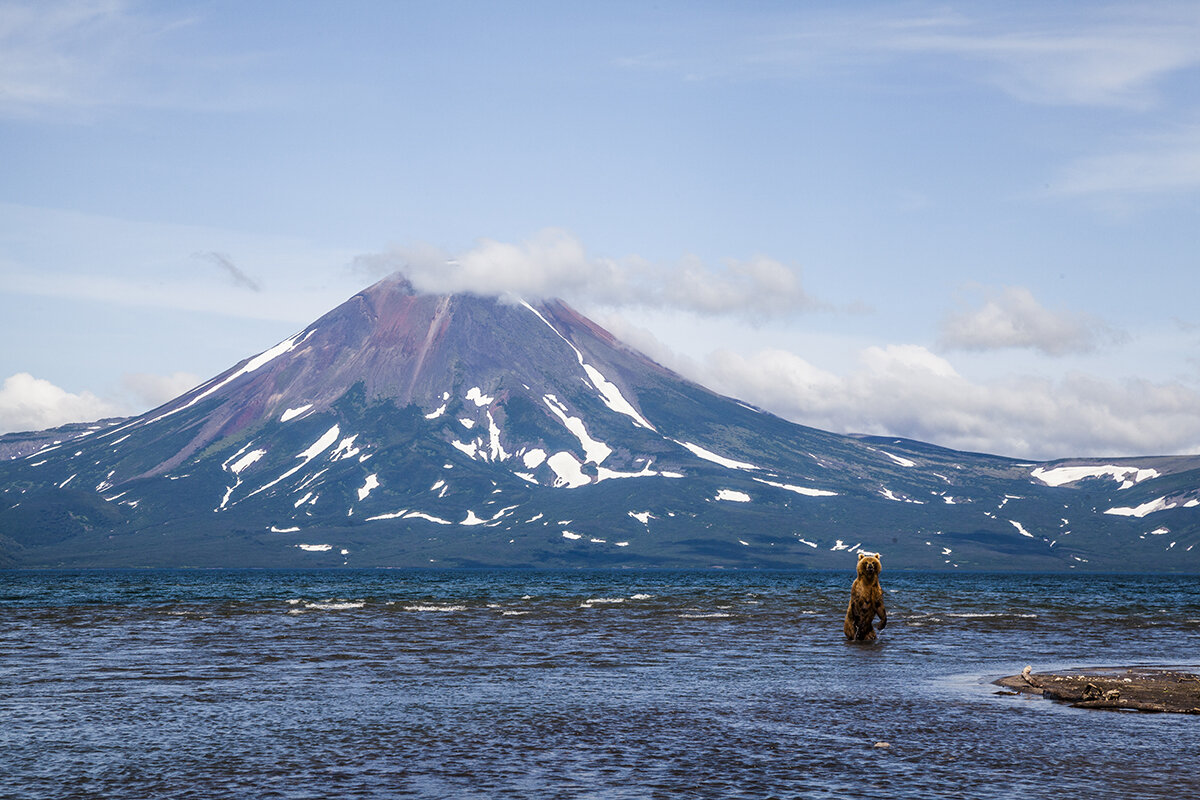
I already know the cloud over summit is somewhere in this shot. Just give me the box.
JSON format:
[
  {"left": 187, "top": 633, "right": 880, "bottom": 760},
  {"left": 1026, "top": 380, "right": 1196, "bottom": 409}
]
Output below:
[{"left": 357, "top": 229, "right": 822, "bottom": 320}]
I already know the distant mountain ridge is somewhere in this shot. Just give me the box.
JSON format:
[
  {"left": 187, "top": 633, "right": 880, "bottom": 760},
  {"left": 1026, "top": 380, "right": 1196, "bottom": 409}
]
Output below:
[{"left": 2, "top": 274, "right": 1198, "bottom": 570}]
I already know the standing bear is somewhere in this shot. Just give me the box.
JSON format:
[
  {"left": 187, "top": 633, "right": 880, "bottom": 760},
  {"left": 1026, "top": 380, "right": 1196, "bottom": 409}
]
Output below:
[{"left": 844, "top": 552, "right": 887, "bottom": 642}]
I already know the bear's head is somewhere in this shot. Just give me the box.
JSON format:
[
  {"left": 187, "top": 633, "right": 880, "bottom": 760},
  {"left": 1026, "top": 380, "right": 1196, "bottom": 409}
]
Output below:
[{"left": 857, "top": 552, "right": 882, "bottom": 580}]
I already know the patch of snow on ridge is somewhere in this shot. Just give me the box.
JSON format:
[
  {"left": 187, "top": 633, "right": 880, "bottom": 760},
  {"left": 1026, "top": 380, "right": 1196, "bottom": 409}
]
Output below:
[
  {"left": 520, "top": 300, "right": 655, "bottom": 430},
  {"left": 364, "top": 509, "right": 407, "bottom": 521},
  {"left": 546, "top": 451, "right": 590, "bottom": 489},
  {"left": 881, "top": 451, "right": 916, "bottom": 467},
  {"left": 451, "top": 440, "right": 479, "bottom": 459},
  {"left": 523, "top": 449, "right": 547, "bottom": 469},
  {"left": 562, "top": 530, "right": 582, "bottom": 540},
  {"left": 466, "top": 387, "right": 493, "bottom": 407},
  {"left": 295, "top": 543, "right": 332, "bottom": 552},
  {"left": 331, "top": 435, "right": 360, "bottom": 461},
  {"left": 596, "top": 462, "right": 676, "bottom": 481},
  {"left": 486, "top": 412, "right": 508, "bottom": 461},
  {"left": 581, "top": 363, "right": 655, "bottom": 431},
  {"left": 357, "top": 474, "right": 379, "bottom": 501},
  {"left": 280, "top": 404, "right": 313, "bottom": 422},
  {"left": 1010, "top": 520, "right": 1034, "bottom": 538},
  {"left": 716, "top": 489, "right": 751, "bottom": 502},
  {"left": 137, "top": 330, "right": 312, "bottom": 429},
  {"left": 1104, "top": 497, "right": 1179, "bottom": 518},
  {"left": 424, "top": 403, "right": 447, "bottom": 419},
  {"left": 753, "top": 478, "right": 837, "bottom": 497},
  {"left": 298, "top": 426, "right": 341, "bottom": 461},
  {"left": 676, "top": 441, "right": 758, "bottom": 470},
  {"left": 230, "top": 449, "right": 266, "bottom": 474},
  {"left": 243, "top": 425, "right": 340, "bottom": 501},
  {"left": 1031, "top": 464, "right": 1160, "bottom": 489},
  {"left": 543, "top": 395, "right": 611, "bottom": 464},
  {"left": 406, "top": 511, "right": 453, "bottom": 525}
]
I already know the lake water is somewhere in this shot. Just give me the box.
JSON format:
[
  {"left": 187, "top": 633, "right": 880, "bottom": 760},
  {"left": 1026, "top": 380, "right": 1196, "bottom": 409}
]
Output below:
[{"left": 1, "top": 569, "right": 1197, "bottom": 799}]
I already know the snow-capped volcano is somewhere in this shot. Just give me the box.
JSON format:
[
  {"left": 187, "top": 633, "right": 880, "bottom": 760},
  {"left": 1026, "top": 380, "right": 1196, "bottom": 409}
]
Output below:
[{"left": 2, "top": 274, "right": 1199, "bottom": 570}]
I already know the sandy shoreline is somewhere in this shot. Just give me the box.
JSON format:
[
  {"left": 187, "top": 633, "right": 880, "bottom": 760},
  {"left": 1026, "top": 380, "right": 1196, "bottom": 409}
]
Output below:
[{"left": 994, "top": 666, "right": 1200, "bottom": 714}]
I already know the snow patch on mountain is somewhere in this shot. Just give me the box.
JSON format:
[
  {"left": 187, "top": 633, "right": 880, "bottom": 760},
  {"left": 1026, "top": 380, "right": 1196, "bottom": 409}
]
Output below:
[
  {"left": 242, "top": 425, "right": 340, "bottom": 502},
  {"left": 753, "top": 477, "right": 837, "bottom": 497},
  {"left": 451, "top": 440, "right": 478, "bottom": 459},
  {"left": 881, "top": 451, "right": 916, "bottom": 467},
  {"left": 1032, "top": 464, "right": 1160, "bottom": 490},
  {"left": 543, "top": 395, "right": 611, "bottom": 464},
  {"left": 357, "top": 474, "right": 379, "bottom": 501},
  {"left": 716, "top": 489, "right": 751, "bottom": 502},
  {"left": 280, "top": 404, "right": 313, "bottom": 423},
  {"left": 407, "top": 511, "right": 452, "bottom": 525},
  {"left": 521, "top": 301, "right": 655, "bottom": 431},
  {"left": 676, "top": 441, "right": 758, "bottom": 471},
  {"left": 331, "top": 435, "right": 361, "bottom": 461},
  {"left": 132, "top": 330, "right": 313, "bottom": 432},
  {"left": 1104, "top": 496, "right": 1198, "bottom": 518},
  {"left": 230, "top": 448, "right": 266, "bottom": 475},
  {"left": 1010, "top": 520, "right": 1034, "bottom": 538},
  {"left": 596, "top": 462, "right": 677, "bottom": 481},
  {"left": 466, "top": 387, "right": 493, "bottom": 407},
  {"left": 486, "top": 412, "right": 507, "bottom": 461},
  {"left": 546, "top": 451, "right": 590, "bottom": 489}
]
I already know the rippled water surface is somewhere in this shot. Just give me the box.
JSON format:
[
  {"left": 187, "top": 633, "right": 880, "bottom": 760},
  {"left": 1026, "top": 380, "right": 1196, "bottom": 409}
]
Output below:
[{"left": 2, "top": 570, "right": 1198, "bottom": 799}]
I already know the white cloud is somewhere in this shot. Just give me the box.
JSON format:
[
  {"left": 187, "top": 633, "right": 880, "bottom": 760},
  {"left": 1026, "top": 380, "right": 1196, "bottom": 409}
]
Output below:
[
  {"left": 0, "top": 1, "right": 268, "bottom": 118},
  {"left": 1053, "top": 123, "right": 1200, "bottom": 197},
  {"left": 628, "top": 5, "right": 1200, "bottom": 109},
  {"left": 356, "top": 228, "right": 821, "bottom": 320},
  {"left": 879, "top": 8, "right": 1200, "bottom": 109},
  {"left": 701, "top": 345, "right": 1200, "bottom": 460},
  {"left": 0, "top": 372, "right": 122, "bottom": 434},
  {"left": 939, "top": 286, "right": 1125, "bottom": 356},
  {"left": 120, "top": 371, "right": 201, "bottom": 410},
  {"left": 0, "top": 0, "right": 161, "bottom": 116}
]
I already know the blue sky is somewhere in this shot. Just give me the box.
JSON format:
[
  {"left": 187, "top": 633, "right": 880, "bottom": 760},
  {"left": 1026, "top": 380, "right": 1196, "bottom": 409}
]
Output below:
[{"left": 3, "top": 0, "right": 1200, "bottom": 459}]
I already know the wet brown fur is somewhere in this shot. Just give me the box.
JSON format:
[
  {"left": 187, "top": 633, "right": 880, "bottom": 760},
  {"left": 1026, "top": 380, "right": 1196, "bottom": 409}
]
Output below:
[{"left": 844, "top": 552, "right": 887, "bottom": 642}]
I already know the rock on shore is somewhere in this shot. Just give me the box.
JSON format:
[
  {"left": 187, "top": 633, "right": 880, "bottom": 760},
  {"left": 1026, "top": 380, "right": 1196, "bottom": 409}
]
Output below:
[{"left": 995, "top": 666, "right": 1200, "bottom": 714}]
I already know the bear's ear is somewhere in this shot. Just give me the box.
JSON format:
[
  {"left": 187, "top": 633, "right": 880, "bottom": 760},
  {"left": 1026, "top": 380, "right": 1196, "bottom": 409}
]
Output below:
[
  {"left": 858, "top": 552, "right": 867, "bottom": 560},
  {"left": 876, "top": 552, "right": 882, "bottom": 560}
]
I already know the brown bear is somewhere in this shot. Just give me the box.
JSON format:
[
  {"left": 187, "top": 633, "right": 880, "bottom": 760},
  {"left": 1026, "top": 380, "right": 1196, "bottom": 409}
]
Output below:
[{"left": 844, "top": 552, "right": 887, "bottom": 642}]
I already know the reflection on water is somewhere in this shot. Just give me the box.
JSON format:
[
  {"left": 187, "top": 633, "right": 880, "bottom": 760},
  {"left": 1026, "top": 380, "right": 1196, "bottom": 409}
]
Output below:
[{"left": 1, "top": 570, "right": 1197, "bottom": 799}]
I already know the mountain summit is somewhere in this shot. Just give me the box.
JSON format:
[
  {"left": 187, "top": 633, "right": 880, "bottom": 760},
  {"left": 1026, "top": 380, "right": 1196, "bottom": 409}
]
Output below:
[{"left": 3, "top": 275, "right": 1199, "bottom": 570}]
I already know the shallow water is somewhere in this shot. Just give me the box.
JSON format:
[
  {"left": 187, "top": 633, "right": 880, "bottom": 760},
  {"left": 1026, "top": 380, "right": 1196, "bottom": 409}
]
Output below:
[{"left": 1, "top": 570, "right": 1197, "bottom": 799}]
